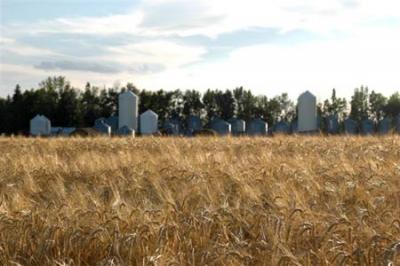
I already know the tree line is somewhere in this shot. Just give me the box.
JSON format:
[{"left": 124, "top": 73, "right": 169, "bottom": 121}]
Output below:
[{"left": 1, "top": 76, "right": 400, "bottom": 134}]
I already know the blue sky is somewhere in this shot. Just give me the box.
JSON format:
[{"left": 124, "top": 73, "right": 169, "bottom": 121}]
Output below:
[{"left": 1, "top": 0, "right": 400, "bottom": 99}]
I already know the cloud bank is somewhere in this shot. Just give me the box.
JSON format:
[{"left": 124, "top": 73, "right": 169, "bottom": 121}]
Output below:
[{"left": 1, "top": 0, "right": 400, "bottom": 98}]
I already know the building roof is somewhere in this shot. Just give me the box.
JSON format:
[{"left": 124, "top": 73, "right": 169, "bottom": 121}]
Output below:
[{"left": 141, "top": 109, "right": 158, "bottom": 118}]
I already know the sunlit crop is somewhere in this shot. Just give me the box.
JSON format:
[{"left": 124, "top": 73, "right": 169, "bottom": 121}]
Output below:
[{"left": 0, "top": 136, "right": 399, "bottom": 265}]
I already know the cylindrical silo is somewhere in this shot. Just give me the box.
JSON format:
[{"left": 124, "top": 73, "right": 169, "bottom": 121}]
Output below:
[{"left": 118, "top": 91, "right": 138, "bottom": 131}]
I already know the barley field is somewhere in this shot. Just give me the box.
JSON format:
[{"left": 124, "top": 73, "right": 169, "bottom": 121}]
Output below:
[{"left": 0, "top": 136, "right": 399, "bottom": 265}]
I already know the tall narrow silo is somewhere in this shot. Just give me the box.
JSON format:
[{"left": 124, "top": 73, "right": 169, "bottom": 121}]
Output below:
[
  {"left": 118, "top": 91, "right": 138, "bottom": 131},
  {"left": 298, "top": 91, "right": 317, "bottom": 132}
]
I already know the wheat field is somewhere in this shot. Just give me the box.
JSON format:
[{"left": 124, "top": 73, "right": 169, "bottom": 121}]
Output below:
[{"left": 0, "top": 136, "right": 399, "bottom": 265}]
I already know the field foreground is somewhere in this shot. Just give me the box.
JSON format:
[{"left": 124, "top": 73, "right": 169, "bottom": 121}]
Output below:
[{"left": 0, "top": 136, "right": 399, "bottom": 265}]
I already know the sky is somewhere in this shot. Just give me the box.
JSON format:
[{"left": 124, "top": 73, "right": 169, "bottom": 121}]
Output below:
[{"left": 1, "top": 0, "right": 400, "bottom": 100}]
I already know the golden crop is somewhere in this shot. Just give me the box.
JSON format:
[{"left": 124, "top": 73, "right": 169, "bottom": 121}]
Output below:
[{"left": 0, "top": 136, "right": 399, "bottom": 265}]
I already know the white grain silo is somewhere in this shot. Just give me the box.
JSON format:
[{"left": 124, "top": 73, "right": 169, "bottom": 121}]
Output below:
[
  {"left": 30, "top": 115, "right": 51, "bottom": 136},
  {"left": 118, "top": 91, "right": 138, "bottom": 131},
  {"left": 140, "top": 110, "right": 158, "bottom": 135},
  {"left": 298, "top": 91, "right": 317, "bottom": 132}
]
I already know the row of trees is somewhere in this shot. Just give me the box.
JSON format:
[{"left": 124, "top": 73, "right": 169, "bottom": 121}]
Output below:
[{"left": 1, "top": 76, "right": 400, "bottom": 134}]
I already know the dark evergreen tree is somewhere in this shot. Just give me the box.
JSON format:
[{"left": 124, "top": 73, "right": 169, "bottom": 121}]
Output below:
[
  {"left": 10, "top": 85, "right": 26, "bottom": 133},
  {"left": 168, "top": 90, "right": 184, "bottom": 119},
  {"left": 369, "top": 90, "right": 387, "bottom": 122},
  {"left": 215, "top": 90, "right": 235, "bottom": 120},
  {"left": 202, "top": 89, "right": 218, "bottom": 121},
  {"left": 350, "top": 86, "right": 370, "bottom": 121},
  {"left": 384, "top": 92, "right": 400, "bottom": 117},
  {"left": 321, "top": 89, "right": 347, "bottom": 120},
  {"left": 183, "top": 90, "right": 203, "bottom": 117},
  {"left": 80, "top": 83, "right": 102, "bottom": 126},
  {"left": 56, "top": 84, "right": 81, "bottom": 127}
]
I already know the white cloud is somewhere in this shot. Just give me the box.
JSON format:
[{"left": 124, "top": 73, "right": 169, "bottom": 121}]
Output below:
[
  {"left": 1, "top": 0, "right": 400, "bottom": 98},
  {"left": 0, "top": 37, "right": 15, "bottom": 45},
  {"left": 0, "top": 62, "right": 141, "bottom": 92},
  {"left": 129, "top": 27, "right": 400, "bottom": 100},
  {"left": 32, "top": 12, "right": 143, "bottom": 35},
  {"left": 102, "top": 41, "right": 206, "bottom": 67},
  {"left": 2, "top": 24, "right": 400, "bottom": 100},
  {"left": 6, "top": 0, "right": 399, "bottom": 38},
  {"left": 0, "top": 63, "right": 49, "bottom": 94},
  {"left": 1, "top": 41, "right": 60, "bottom": 57}
]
